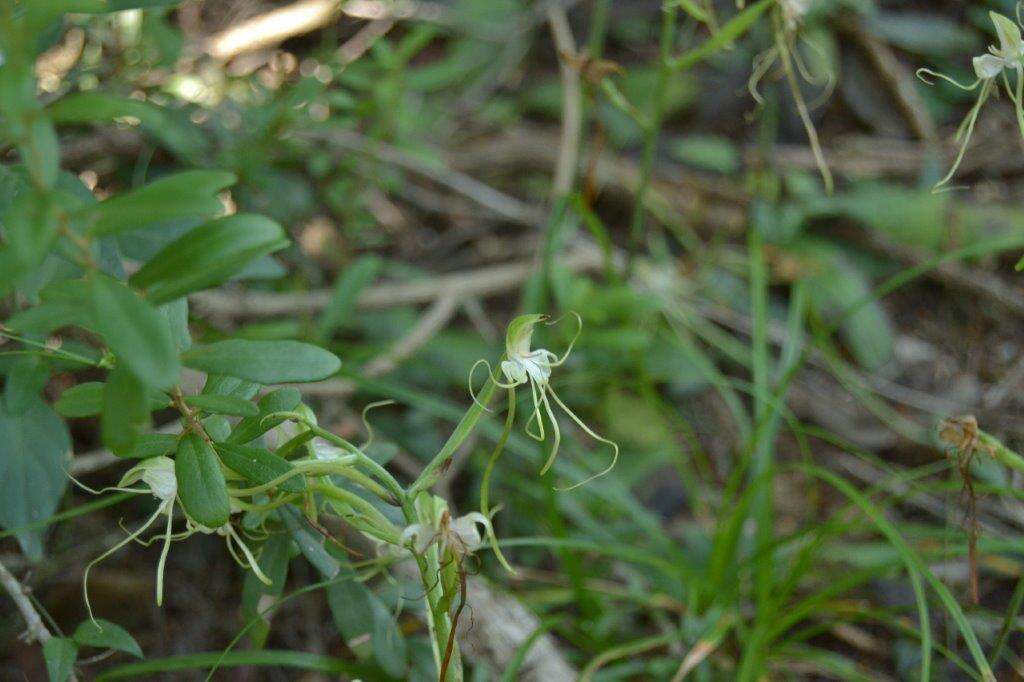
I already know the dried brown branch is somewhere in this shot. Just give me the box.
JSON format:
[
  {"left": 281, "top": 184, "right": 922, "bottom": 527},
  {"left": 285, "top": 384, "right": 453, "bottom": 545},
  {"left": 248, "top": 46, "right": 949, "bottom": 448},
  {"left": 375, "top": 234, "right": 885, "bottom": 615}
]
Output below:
[
  {"left": 0, "top": 559, "right": 54, "bottom": 645},
  {"left": 840, "top": 16, "right": 937, "bottom": 143},
  {"left": 205, "top": 0, "right": 452, "bottom": 60},
  {"left": 0, "top": 558, "right": 78, "bottom": 681},
  {"left": 547, "top": 4, "right": 581, "bottom": 199},
  {"left": 300, "top": 129, "right": 544, "bottom": 225},
  {"left": 191, "top": 242, "right": 607, "bottom": 320}
]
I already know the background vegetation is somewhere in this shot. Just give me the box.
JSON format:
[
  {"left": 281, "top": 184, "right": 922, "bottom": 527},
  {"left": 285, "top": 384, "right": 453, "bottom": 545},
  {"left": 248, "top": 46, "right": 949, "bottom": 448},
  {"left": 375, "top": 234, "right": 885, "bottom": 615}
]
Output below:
[{"left": 2, "top": 0, "right": 1024, "bottom": 679}]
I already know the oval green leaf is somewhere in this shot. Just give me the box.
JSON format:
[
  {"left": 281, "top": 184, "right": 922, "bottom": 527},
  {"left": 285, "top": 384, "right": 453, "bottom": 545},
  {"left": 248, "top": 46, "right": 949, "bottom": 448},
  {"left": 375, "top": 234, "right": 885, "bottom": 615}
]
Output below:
[
  {"left": 0, "top": 400, "right": 70, "bottom": 560},
  {"left": 101, "top": 366, "right": 151, "bottom": 457},
  {"left": 175, "top": 432, "right": 230, "bottom": 528},
  {"left": 227, "top": 387, "right": 303, "bottom": 444},
  {"left": 215, "top": 442, "right": 305, "bottom": 493},
  {"left": 182, "top": 340, "right": 340, "bottom": 384},
  {"left": 130, "top": 214, "right": 288, "bottom": 304},
  {"left": 79, "top": 170, "right": 235, "bottom": 237},
  {"left": 56, "top": 381, "right": 170, "bottom": 418},
  {"left": 43, "top": 637, "right": 77, "bottom": 682},
  {"left": 184, "top": 394, "right": 259, "bottom": 418},
  {"left": 90, "top": 274, "right": 180, "bottom": 389},
  {"left": 73, "top": 619, "right": 143, "bottom": 658}
]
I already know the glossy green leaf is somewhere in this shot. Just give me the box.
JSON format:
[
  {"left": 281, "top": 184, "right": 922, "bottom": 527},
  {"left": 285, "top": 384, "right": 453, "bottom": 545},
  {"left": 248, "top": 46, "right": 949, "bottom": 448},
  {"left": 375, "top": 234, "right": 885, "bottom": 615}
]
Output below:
[
  {"left": 101, "top": 366, "right": 152, "bottom": 456},
  {"left": 43, "top": 637, "right": 77, "bottom": 682},
  {"left": 4, "top": 357, "right": 50, "bottom": 416},
  {"left": 4, "top": 300, "right": 88, "bottom": 336},
  {"left": 175, "top": 433, "right": 230, "bottom": 528},
  {"left": 182, "top": 340, "right": 340, "bottom": 384},
  {"left": 127, "top": 433, "right": 179, "bottom": 459},
  {"left": 316, "top": 255, "right": 381, "bottom": 342},
  {"left": 184, "top": 394, "right": 259, "bottom": 417},
  {"left": 48, "top": 92, "right": 206, "bottom": 160},
  {"left": 215, "top": 442, "right": 305, "bottom": 493},
  {"left": 78, "top": 170, "right": 235, "bottom": 237},
  {"left": 201, "top": 374, "right": 260, "bottom": 401},
  {"left": 202, "top": 415, "right": 232, "bottom": 442},
  {"left": 54, "top": 384, "right": 99, "bottom": 418},
  {"left": 227, "top": 388, "right": 303, "bottom": 444},
  {"left": 130, "top": 214, "right": 288, "bottom": 304},
  {"left": 90, "top": 274, "right": 180, "bottom": 389},
  {"left": 160, "top": 298, "right": 192, "bottom": 352},
  {"left": 0, "top": 189, "right": 60, "bottom": 297},
  {"left": 0, "top": 400, "right": 70, "bottom": 560},
  {"left": 73, "top": 619, "right": 143, "bottom": 658},
  {"left": 20, "top": 278, "right": 98, "bottom": 334},
  {"left": 56, "top": 382, "right": 170, "bottom": 418}
]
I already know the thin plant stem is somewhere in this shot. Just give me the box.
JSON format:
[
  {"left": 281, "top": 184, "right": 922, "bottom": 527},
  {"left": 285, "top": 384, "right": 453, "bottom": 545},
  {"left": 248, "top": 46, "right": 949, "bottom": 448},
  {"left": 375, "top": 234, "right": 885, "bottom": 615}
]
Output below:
[{"left": 629, "top": 2, "right": 677, "bottom": 252}]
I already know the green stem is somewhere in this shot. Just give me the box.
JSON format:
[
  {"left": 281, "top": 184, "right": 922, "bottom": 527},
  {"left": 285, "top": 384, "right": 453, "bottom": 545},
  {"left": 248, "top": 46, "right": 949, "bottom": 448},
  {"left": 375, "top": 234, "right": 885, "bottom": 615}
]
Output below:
[
  {"left": 308, "top": 481, "right": 399, "bottom": 542},
  {"left": 748, "top": 218, "right": 773, "bottom": 613},
  {"left": 480, "top": 387, "right": 515, "bottom": 572},
  {"left": 409, "top": 374, "right": 497, "bottom": 497},
  {"left": 0, "top": 329, "right": 101, "bottom": 367},
  {"left": 401, "top": 497, "right": 460, "bottom": 681},
  {"left": 266, "top": 413, "right": 405, "bottom": 503},
  {"left": 978, "top": 431, "right": 1024, "bottom": 475},
  {"left": 225, "top": 459, "right": 361, "bottom": 497},
  {"left": 628, "top": 2, "right": 677, "bottom": 250}
]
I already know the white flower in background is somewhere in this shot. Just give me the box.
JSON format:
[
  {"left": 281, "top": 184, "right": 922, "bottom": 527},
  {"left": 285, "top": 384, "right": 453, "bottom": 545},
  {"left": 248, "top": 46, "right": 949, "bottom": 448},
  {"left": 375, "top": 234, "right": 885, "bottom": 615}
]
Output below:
[
  {"left": 400, "top": 509, "right": 490, "bottom": 558},
  {"left": 973, "top": 11, "right": 1024, "bottom": 79},
  {"left": 917, "top": 11, "right": 1024, "bottom": 189},
  {"left": 488, "top": 313, "right": 618, "bottom": 489},
  {"left": 780, "top": 0, "right": 811, "bottom": 28}
]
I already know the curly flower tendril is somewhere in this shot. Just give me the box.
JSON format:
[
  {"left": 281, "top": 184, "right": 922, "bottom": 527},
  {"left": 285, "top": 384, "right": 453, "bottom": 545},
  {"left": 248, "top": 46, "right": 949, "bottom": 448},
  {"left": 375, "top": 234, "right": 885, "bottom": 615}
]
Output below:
[
  {"left": 748, "top": 1, "right": 835, "bottom": 193},
  {"left": 75, "top": 456, "right": 270, "bottom": 625},
  {"left": 485, "top": 313, "right": 619, "bottom": 491},
  {"left": 918, "top": 10, "right": 1024, "bottom": 190}
]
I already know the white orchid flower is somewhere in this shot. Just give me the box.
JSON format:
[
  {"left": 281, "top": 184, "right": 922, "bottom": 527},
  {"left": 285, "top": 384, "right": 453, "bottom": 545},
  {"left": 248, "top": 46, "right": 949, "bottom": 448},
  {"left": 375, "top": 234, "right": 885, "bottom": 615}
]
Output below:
[
  {"left": 478, "top": 313, "right": 619, "bottom": 489},
  {"left": 780, "top": 0, "right": 810, "bottom": 29},
  {"left": 918, "top": 11, "right": 1024, "bottom": 189},
  {"left": 78, "top": 456, "right": 269, "bottom": 624},
  {"left": 400, "top": 509, "right": 490, "bottom": 558},
  {"left": 78, "top": 456, "right": 179, "bottom": 622}
]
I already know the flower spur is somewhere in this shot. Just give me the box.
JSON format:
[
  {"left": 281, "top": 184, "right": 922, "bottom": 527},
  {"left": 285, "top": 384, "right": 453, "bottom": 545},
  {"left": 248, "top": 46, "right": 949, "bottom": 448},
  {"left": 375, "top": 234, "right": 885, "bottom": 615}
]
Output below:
[{"left": 475, "top": 313, "right": 619, "bottom": 490}]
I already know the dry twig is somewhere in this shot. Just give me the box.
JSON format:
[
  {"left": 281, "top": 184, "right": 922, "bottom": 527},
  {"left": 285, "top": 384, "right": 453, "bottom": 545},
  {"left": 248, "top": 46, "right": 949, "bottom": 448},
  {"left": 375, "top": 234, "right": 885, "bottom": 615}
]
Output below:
[
  {"left": 0, "top": 558, "right": 78, "bottom": 681},
  {"left": 192, "top": 243, "right": 607, "bottom": 319}
]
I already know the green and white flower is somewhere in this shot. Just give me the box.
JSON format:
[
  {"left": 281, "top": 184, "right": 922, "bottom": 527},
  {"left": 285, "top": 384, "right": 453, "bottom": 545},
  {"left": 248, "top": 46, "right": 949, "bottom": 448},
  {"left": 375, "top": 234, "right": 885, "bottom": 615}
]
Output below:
[
  {"left": 918, "top": 11, "right": 1024, "bottom": 189},
  {"left": 400, "top": 509, "right": 490, "bottom": 558},
  {"left": 486, "top": 313, "right": 619, "bottom": 488},
  {"left": 780, "top": 0, "right": 810, "bottom": 29},
  {"left": 78, "top": 455, "right": 269, "bottom": 624}
]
